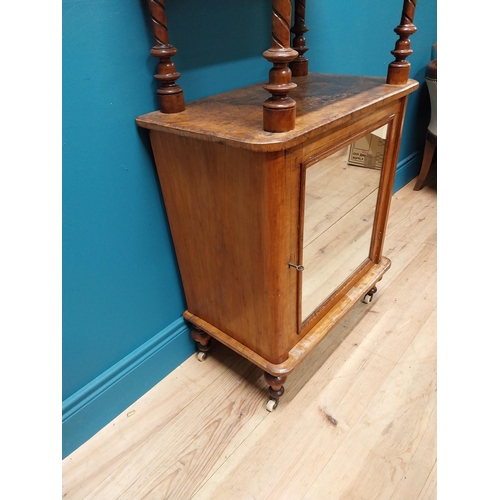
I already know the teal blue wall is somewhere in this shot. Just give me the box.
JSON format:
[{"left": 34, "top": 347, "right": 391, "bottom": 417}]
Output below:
[
  {"left": 62, "top": 0, "right": 437, "bottom": 458},
  {"left": 307, "top": 0, "right": 437, "bottom": 188}
]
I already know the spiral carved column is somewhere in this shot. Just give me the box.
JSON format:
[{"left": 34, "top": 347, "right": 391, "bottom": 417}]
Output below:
[
  {"left": 262, "top": 0, "right": 298, "bottom": 132},
  {"left": 386, "top": 0, "right": 418, "bottom": 85},
  {"left": 147, "top": 0, "right": 185, "bottom": 113},
  {"left": 289, "top": 0, "right": 309, "bottom": 77}
]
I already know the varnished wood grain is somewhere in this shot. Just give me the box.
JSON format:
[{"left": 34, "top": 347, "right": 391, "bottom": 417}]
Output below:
[
  {"left": 142, "top": 81, "right": 414, "bottom": 374},
  {"left": 184, "top": 256, "right": 391, "bottom": 377},
  {"left": 149, "top": 132, "right": 297, "bottom": 365},
  {"left": 62, "top": 181, "right": 436, "bottom": 500},
  {"left": 190, "top": 193, "right": 436, "bottom": 500},
  {"left": 137, "top": 73, "right": 418, "bottom": 151},
  {"left": 290, "top": 102, "right": 406, "bottom": 340},
  {"left": 369, "top": 97, "right": 408, "bottom": 264}
]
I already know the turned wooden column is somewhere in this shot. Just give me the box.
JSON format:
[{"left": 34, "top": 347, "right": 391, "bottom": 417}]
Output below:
[
  {"left": 289, "top": 0, "right": 309, "bottom": 77},
  {"left": 387, "top": 0, "right": 418, "bottom": 85},
  {"left": 147, "top": 0, "right": 185, "bottom": 113},
  {"left": 262, "top": 0, "right": 298, "bottom": 132}
]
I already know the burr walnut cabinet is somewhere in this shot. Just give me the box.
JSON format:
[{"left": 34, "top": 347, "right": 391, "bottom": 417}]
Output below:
[{"left": 137, "top": 0, "right": 419, "bottom": 410}]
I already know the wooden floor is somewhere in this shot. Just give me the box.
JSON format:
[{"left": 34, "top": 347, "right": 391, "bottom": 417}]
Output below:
[{"left": 62, "top": 178, "right": 437, "bottom": 500}]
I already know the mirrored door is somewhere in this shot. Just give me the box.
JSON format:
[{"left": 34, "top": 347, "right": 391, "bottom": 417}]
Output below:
[{"left": 301, "top": 126, "right": 388, "bottom": 323}]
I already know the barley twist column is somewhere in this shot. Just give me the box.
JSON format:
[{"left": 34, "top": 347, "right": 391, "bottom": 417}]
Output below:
[
  {"left": 289, "top": 0, "right": 309, "bottom": 77},
  {"left": 262, "top": 0, "right": 298, "bottom": 132},
  {"left": 387, "top": 0, "right": 418, "bottom": 85},
  {"left": 147, "top": 0, "right": 185, "bottom": 113}
]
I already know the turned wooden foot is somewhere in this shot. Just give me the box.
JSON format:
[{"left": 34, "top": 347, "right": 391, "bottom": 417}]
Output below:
[
  {"left": 362, "top": 278, "right": 383, "bottom": 303},
  {"left": 362, "top": 274, "right": 385, "bottom": 304},
  {"left": 264, "top": 372, "right": 288, "bottom": 411},
  {"left": 190, "top": 326, "right": 211, "bottom": 361}
]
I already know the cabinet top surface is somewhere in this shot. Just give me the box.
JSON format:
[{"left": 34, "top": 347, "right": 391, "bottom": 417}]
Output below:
[{"left": 136, "top": 73, "right": 418, "bottom": 151}]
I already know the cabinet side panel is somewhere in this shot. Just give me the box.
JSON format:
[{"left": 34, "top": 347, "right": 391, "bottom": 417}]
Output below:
[{"left": 149, "top": 131, "right": 296, "bottom": 364}]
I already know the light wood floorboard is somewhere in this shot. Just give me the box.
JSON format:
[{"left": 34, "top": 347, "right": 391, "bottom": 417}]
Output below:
[{"left": 62, "top": 179, "right": 437, "bottom": 500}]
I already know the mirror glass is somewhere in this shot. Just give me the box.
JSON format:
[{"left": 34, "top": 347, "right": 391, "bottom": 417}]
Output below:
[{"left": 301, "top": 126, "right": 387, "bottom": 323}]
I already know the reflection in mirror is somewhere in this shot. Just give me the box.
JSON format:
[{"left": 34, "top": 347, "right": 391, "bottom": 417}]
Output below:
[{"left": 301, "top": 126, "right": 387, "bottom": 323}]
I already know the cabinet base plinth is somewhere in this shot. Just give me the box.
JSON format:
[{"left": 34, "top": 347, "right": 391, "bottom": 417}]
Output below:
[{"left": 183, "top": 256, "right": 391, "bottom": 386}]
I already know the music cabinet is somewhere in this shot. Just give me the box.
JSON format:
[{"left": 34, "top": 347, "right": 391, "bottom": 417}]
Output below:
[{"left": 136, "top": 0, "right": 419, "bottom": 410}]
